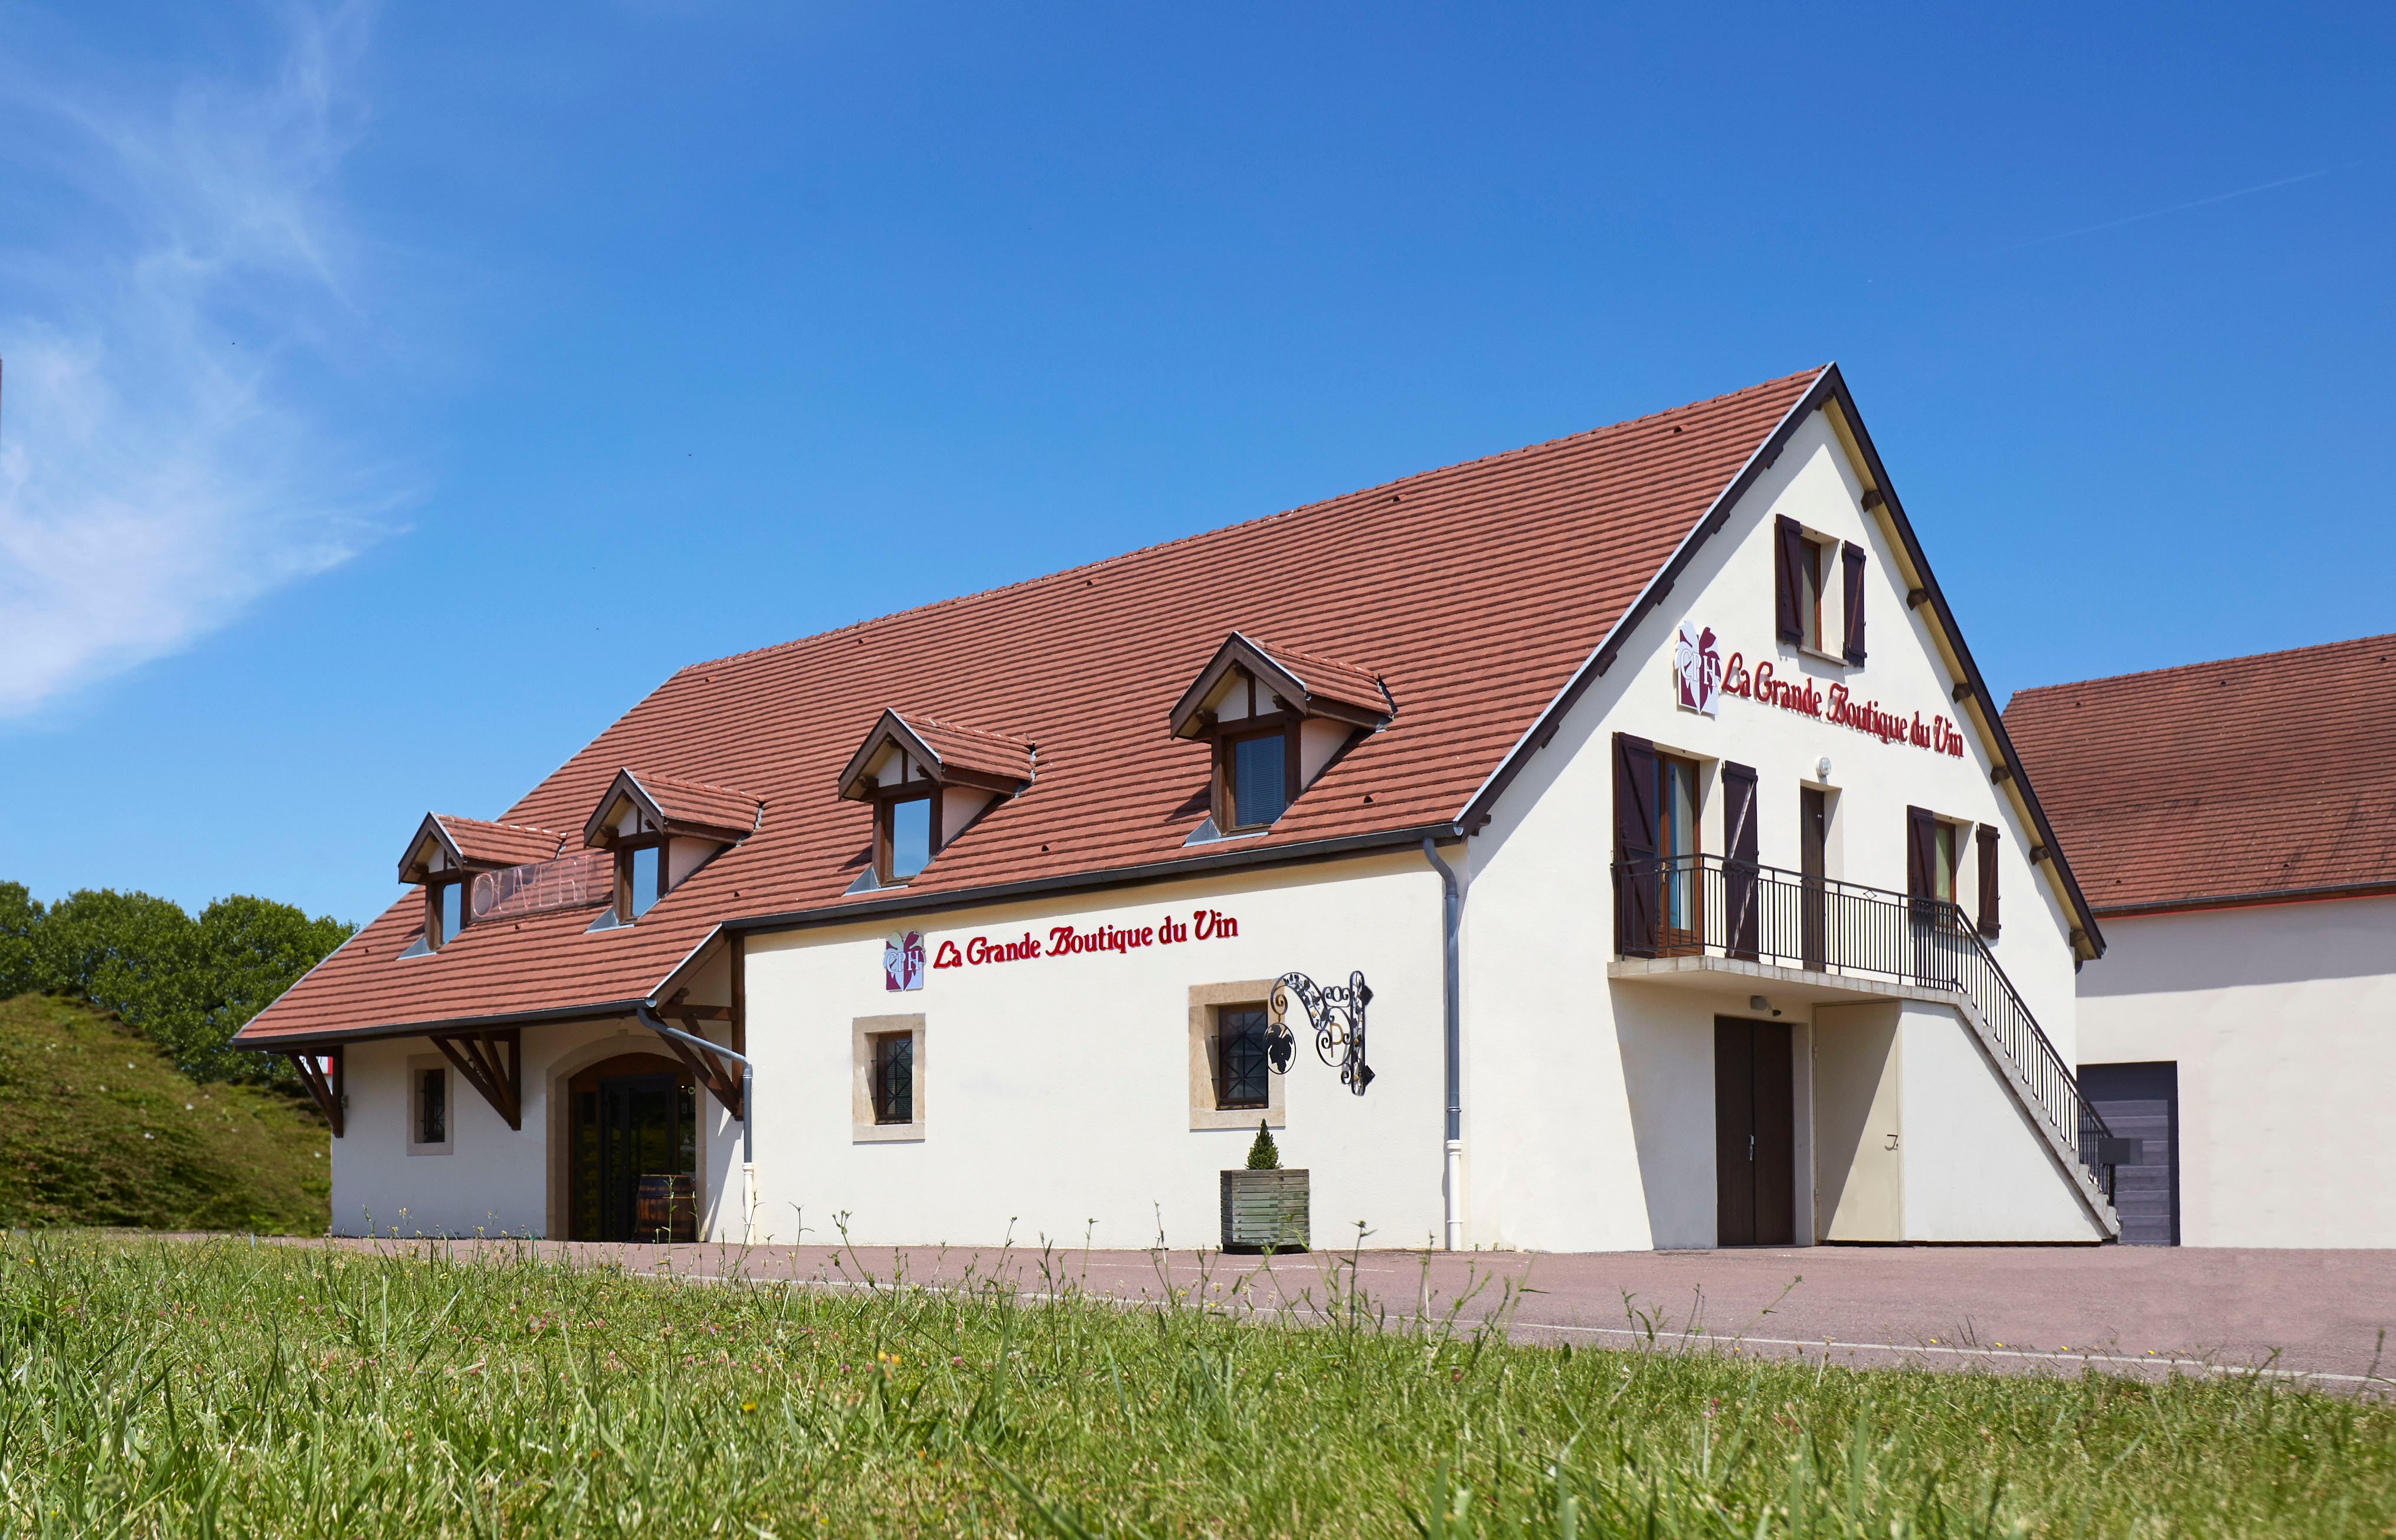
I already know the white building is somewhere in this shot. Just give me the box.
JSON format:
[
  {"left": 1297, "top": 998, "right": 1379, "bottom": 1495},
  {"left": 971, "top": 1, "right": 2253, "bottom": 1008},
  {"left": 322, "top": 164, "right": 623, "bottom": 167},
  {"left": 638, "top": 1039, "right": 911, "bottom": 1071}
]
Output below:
[
  {"left": 241, "top": 365, "right": 2121, "bottom": 1251},
  {"left": 2008, "top": 635, "right": 2396, "bottom": 1247}
]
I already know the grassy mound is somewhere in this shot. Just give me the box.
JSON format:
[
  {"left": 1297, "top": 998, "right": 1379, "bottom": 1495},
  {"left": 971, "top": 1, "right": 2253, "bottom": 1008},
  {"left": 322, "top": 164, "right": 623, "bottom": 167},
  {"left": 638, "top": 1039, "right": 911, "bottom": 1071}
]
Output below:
[
  {"left": 0, "top": 994, "right": 328, "bottom": 1233},
  {"left": 2, "top": 1234, "right": 2390, "bottom": 1536}
]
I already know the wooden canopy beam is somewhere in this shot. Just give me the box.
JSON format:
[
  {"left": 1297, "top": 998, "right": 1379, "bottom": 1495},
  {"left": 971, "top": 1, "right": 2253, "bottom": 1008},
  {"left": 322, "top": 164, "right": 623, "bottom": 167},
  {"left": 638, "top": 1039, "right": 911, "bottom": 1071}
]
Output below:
[
  {"left": 284, "top": 1047, "right": 344, "bottom": 1138},
  {"left": 653, "top": 989, "right": 744, "bottom": 1118},
  {"left": 429, "top": 1028, "right": 521, "bottom": 1131}
]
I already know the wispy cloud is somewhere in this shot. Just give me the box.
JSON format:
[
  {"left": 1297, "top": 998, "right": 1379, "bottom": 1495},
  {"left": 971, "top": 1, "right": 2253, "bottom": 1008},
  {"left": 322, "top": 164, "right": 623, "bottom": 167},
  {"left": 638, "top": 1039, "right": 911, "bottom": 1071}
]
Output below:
[{"left": 0, "top": 2, "right": 410, "bottom": 717}]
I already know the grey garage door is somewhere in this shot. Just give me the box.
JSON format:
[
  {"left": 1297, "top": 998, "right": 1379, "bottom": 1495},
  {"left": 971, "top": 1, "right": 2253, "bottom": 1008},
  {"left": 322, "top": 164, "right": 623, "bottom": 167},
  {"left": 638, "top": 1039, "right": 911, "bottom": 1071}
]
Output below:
[{"left": 2079, "top": 1061, "right": 2179, "bottom": 1246}]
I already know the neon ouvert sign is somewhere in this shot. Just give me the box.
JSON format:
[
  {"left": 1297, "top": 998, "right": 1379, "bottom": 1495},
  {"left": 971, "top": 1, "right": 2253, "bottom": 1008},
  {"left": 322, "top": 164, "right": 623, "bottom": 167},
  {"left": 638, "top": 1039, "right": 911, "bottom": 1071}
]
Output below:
[
  {"left": 1720, "top": 651, "right": 1969, "bottom": 759},
  {"left": 931, "top": 908, "right": 1243, "bottom": 971}
]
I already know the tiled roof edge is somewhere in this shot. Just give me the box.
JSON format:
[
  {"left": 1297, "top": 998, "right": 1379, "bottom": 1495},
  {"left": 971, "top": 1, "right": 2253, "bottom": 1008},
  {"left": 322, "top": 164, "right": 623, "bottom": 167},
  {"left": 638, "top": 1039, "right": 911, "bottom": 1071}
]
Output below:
[{"left": 2007, "top": 631, "right": 2396, "bottom": 707}]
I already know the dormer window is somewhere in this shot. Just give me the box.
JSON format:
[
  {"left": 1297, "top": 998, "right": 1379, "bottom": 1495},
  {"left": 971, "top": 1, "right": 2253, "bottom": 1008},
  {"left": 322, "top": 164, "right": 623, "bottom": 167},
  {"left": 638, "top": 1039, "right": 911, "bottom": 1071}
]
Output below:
[
  {"left": 1169, "top": 633, "right": 1392, "bottom": 840},
  {"left": 580, "top": 770, "right": 762, "bottom": 926},
  {"left": 837, "top": 710, "right": 1035, "bottom": 889},
  {"left": 396, "top": 815, "right": 564, "bottom": 955}
]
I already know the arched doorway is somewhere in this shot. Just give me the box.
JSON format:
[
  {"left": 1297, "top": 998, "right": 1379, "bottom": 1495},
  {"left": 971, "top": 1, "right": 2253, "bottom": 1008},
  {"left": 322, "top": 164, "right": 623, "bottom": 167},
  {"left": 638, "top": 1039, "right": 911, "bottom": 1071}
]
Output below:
[{"left": 567, "top": 1052, "right": 699, "bottom": 1242}]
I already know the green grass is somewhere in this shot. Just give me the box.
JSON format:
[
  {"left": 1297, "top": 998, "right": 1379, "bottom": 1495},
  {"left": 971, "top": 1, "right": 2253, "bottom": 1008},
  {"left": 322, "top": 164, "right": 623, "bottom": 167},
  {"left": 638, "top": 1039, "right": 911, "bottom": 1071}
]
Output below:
[
  {"left": 0, "top": 995, "right": 329, "bottom": 1234},
  {"left": 1, "top": 1235, "right": 2389, "bottom": 1538}
]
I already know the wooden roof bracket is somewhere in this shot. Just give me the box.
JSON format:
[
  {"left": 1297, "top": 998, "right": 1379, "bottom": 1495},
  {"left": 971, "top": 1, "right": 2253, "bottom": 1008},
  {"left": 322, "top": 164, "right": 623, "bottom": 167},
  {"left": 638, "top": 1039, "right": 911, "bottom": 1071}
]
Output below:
[
  {"left": 652, "top": 988, "right": 744, "bottom": 1118},
  {"left": 430, "top": 1028, "right": 522, "bottom": 1131},
  {"left": 284, "top": 1047, "right": 345, "bottom": 1138}
]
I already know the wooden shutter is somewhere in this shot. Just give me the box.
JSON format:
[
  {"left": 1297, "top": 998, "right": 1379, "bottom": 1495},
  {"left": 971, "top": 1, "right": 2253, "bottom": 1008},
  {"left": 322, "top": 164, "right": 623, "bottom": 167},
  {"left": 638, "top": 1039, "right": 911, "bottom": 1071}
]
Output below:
[
  {"left": 1613, "top": 734, "right": 1659, "bottom": 956},
  {"left": 1773, "top": 516, "right": 1805, "bottom": 643},
  {"left": 1722, "top": 761, "right": 1759, "bottom": 960},
  {"left": 1976, "top": 825, "right": 2001, "bottom": 938},
  {"left": 1905, "top": 805, "right": 1937, "bottom": 899},
  {"left": 1841, "top": 543, "right": 1867, "bottom": 664}
]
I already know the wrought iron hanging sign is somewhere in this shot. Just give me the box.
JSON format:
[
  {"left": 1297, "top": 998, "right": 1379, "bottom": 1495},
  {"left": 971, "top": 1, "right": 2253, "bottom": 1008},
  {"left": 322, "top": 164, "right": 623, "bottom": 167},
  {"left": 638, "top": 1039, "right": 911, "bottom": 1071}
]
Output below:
[{"left": 1268, "top": 970, "right": 1375, "bottom": 1095}]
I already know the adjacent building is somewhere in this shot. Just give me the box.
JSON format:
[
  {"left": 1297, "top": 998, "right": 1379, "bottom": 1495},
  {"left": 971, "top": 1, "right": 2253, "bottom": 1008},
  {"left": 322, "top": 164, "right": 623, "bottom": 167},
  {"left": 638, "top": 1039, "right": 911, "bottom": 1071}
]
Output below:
[
  {"left": 2008, "top": 635, "right": 2396, "bottom": 1247},
  {"left": 238, "top": 365, "right": 2122, "bottom": 1251}
]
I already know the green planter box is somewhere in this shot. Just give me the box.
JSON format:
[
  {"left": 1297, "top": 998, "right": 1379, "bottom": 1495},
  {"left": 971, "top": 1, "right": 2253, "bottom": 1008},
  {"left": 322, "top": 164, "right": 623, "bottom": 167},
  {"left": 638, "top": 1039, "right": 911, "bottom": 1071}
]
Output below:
[{"left": 1220, "top": 1168, "right": 1310, "bottom": 1253}]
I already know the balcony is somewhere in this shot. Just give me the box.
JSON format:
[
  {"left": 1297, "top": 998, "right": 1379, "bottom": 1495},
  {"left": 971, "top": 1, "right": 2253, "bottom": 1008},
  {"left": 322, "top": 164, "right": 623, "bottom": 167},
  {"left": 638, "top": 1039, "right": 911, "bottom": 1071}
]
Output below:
[{"left": 1611, "top": 854, "right": 2122, "bottom": 1216}]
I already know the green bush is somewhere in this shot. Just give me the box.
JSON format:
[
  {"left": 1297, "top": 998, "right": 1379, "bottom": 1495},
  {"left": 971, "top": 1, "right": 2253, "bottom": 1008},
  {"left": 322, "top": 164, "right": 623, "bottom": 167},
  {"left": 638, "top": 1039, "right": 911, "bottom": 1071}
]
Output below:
[{"left": 1246, "top": 1119, "right": 1281, "bottom": 1169}]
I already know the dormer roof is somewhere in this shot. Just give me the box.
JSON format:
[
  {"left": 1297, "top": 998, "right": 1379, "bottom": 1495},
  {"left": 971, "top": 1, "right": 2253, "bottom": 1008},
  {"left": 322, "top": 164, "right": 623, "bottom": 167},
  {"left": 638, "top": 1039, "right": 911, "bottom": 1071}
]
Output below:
[
  {"left": 1168, "top": 633, "right": 1392, "bottom": 739},
  {"left": 581, "top": 769, "right": 764, "bottom": 848},
  {"left": 836, "top": 710, "right": 1036, "bottom": 801},
  {"left": 397, "top": 815, "right": 564, "bottom": 886}
]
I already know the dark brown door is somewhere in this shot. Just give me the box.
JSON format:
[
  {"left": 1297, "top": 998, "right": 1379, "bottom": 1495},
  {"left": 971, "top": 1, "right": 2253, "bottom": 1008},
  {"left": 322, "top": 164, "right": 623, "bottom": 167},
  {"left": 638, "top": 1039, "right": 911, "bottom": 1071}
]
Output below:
[
  {"left": 1799, "top": 788, "right": 1828, "bottom": 971},
  {"left": 1715, "top": 1017, "right": 1796, "bottom": 1246},
  {"left": 568, "top": 1052, "right": 699, "bottom": 1243}
]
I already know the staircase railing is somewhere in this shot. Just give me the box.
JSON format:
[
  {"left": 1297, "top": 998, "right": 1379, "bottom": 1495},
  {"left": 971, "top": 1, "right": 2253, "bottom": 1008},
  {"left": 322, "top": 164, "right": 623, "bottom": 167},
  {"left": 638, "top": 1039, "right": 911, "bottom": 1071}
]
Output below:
[{"left": 1612, "top": 853, "right": 2117, "bottom": 1197}]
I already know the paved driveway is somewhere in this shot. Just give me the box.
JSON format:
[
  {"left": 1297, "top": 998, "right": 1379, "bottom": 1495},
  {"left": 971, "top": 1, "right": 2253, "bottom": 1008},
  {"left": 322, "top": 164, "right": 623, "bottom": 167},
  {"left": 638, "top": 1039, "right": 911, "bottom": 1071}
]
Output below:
[{"left": 312, "top": 1237, "right": 2395, "bottom": 1391}]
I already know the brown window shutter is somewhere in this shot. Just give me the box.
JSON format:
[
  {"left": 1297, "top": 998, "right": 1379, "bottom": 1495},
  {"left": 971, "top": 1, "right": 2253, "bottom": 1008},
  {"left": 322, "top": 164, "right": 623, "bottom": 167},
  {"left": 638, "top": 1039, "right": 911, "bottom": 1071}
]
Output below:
[
  {"left": 1721, "top": 761, "right": 1759, "bottom": 960},
  {"left": 1841, "top": 543, "right": 1867, "bottom": 663},
  {"left": 1906, "top": 805, "right": 1936, "bottom": 900},
  {"left": 1614, "top": 734, "right": 1659, "bottom": 956},
  {"left": 1976, "top": 825, "right": 2001, "bottom": 938},
  {"left": 1773, "top": 516, "right": 1805, "bottom": 643}
]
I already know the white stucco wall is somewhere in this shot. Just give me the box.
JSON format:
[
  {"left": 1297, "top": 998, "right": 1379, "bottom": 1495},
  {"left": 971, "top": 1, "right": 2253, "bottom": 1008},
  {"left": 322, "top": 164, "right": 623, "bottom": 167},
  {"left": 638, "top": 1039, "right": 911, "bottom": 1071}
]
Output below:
[
  {"left": 2078, "top": 896, "right": 2396, "bottom": 1248},
  {"left": 1896, "top": 1000, "right": 2103, "bottom": 1242},
  {"left": 741, "top": 852, "right": 1447, "bottom": 1251}
]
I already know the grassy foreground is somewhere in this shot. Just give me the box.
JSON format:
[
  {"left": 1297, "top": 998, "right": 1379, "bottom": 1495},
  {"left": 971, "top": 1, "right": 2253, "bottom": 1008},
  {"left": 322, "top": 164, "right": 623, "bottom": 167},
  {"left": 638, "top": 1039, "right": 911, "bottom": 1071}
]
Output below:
[
  {"left": 0, "top": 1236, "right": 2388, "bottom": 1538},
  {"left": 0, "top": 995, "right": 328, "bottom": 1233}
]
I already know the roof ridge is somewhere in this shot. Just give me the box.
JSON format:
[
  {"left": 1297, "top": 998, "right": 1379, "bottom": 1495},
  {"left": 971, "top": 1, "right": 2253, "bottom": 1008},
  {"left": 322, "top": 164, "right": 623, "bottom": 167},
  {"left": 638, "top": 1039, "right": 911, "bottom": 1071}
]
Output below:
[
  {"left": 910, "top": 714, "right": 1033, "bottom": 745},
  {"left": 437, "top": 814, "right": 561, "bottom": 836},
  {"left": 2012, "top": 631, "right": 2396, "bottom": 702},
  {"left": 674, "top": 367, "right": 1829, "bottom": 678},
  {"left": 630, "top": 769, "right": 762, "bottom": 798}
]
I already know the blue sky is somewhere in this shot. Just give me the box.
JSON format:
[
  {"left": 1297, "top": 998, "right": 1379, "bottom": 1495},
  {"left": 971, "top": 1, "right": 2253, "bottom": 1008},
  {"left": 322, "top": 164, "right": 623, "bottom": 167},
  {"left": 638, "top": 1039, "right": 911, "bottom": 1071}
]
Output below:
[{"left": 2, "top": 1, "right": 2390, "bottom": 926}]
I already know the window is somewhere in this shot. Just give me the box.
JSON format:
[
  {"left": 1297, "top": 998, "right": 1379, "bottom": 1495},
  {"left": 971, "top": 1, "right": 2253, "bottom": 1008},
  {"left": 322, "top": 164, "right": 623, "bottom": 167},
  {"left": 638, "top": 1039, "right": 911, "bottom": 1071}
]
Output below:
[
  {"left": 613, "top": 841, "right": 667, "bottom": 923},
  {"left": 1929, "top": 821, "right": 1959, "bottom": 905},
  {"left": 1656, "top": 753, "right": 1703, "bottom": 951},
  {"left": 852, "top": 1014, "right": 925, "bottom": 1141},
  {"left": 870, "top": 1032, "right": 914, "bottom": 1123},
  {"left": 1227, "top": 729, "right": 1290, "bottom": 830},
  {"left": 421, "top": 877, "right": 470, "bottom": 951},
  {"left": 1796, "top": 536, "right": 1827, "bottom": 650},
  {"left": 1213, "top": 1005, "right": 1272, "bottom": 1110},
  {"left": 406, "top": 1057, "right": 452, "bottom": 1154},
  {"left": 1905, "top": 806, "right": 1966, "bottom": 913},
  {"left": 417, "top": 1067, "right": 447, "bottom": 1144},
  {"left": 1188, "top": 982, "right": 1284, "bottom": 1131},
  {"left": 1775, "top": 517, "right": 1863, "bottom": 661},
  {"left": 883, "top": 794, "right": 932, "bottom": 882}
]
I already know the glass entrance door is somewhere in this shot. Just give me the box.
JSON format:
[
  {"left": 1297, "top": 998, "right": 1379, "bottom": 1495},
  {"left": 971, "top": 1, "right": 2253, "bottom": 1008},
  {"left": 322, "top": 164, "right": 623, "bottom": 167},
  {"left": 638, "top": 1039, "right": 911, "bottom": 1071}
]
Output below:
[{"left": 568, "top": 1053, "right": 698, "bottom": 1242}]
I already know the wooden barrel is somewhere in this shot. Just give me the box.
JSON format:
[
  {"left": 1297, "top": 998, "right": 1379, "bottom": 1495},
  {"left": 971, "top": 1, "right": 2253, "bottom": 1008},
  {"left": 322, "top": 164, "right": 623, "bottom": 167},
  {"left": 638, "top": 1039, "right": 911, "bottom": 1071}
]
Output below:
[{"left": 634, "top": 1174, "right": 696, "bottom": 1242}]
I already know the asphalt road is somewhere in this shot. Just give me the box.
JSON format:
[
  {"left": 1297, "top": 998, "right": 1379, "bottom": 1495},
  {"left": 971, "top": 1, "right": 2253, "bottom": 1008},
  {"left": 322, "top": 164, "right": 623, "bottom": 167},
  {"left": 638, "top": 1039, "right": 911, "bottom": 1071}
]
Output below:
[{"left": 307, "top": 1235, "right": 2396, "bottom": 1392}]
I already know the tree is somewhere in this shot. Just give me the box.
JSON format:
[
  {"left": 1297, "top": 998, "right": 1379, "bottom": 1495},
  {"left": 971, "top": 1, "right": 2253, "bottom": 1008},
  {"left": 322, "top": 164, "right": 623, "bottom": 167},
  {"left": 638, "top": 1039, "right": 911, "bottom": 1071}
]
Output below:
[
  {"left": 0, "top": 883, "right": 41, "bottom": 1000},
  {"left": 194, "top": 896, "right": 354, "bottom": 1082},
  {"left": 32, "top": 889, "right": 205, "bottom": 1056},
  {"left": 1245, "top": 1120, "right": 1281, "bottom": 1171}
]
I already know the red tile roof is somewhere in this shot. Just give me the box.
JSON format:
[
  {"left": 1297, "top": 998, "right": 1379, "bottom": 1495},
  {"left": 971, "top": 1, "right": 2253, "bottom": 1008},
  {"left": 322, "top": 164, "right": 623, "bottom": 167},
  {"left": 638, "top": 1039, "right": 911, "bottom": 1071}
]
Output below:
[
  {"left": 436, "top": 817, "right": 564, "bottom": 869},
  {"left": 238, "top": 367, "right": 1827, "bottom": 1045},
  {"left": 2005, "top": 633, "right": 2396, "bottom": 913},
  {"left": 1249, "top": 640, "right": 1390, "bottom": 719},
  {"left": 905, "top": 717, "right": 1038, "bottom": 785},
  {"left": 624, "top": 771, "right": 764, "bottom": 837}
]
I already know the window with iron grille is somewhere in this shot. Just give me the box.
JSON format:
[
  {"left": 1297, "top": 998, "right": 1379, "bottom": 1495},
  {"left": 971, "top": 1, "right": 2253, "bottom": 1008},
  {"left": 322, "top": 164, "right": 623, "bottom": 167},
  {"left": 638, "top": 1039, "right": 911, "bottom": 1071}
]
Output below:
[
  {"left": 416, "top": 1067, "right": 446, "bottom": 1146},
  {"left": 870, "top": 1031, "right": 915, "bottom": 1124},
  {"left": 1214, "top": 1005, "right": 1271, "bottom": 1109}
]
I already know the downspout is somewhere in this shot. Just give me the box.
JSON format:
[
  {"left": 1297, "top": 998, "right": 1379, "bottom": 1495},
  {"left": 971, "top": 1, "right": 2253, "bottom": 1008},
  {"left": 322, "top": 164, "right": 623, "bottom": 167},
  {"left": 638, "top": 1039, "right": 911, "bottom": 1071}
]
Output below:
[
  {"left": 1422, "top": 838, "right": 1462, "bottom": 1251},
  {"left": 637, "top": 1004, "right": 755, "bottom": 1244}
]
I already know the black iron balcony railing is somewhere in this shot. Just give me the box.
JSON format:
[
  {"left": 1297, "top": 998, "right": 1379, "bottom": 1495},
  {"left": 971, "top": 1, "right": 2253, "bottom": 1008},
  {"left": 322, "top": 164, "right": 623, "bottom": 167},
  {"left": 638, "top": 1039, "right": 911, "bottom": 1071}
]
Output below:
[{"left": 1613, "top": 853, "right": 2119, "bottom": 1200}]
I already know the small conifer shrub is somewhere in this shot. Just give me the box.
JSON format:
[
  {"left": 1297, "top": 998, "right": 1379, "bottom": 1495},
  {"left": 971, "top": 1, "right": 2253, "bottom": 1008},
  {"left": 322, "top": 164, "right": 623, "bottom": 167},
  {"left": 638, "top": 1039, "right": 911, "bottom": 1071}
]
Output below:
[{"left": 1245, "top": 1120, "right": 1281, "bottom": 1171}]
